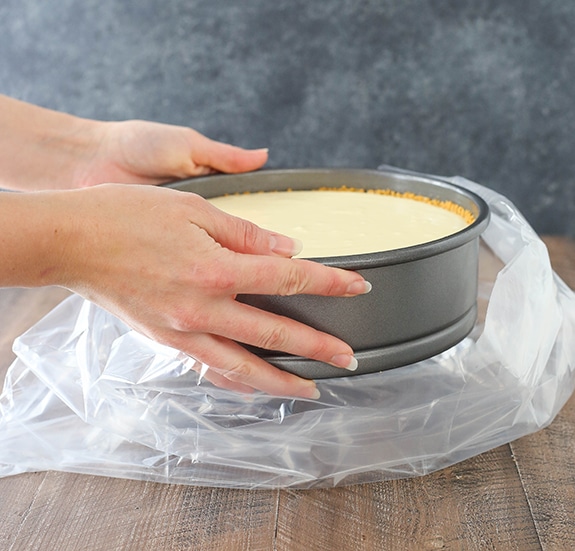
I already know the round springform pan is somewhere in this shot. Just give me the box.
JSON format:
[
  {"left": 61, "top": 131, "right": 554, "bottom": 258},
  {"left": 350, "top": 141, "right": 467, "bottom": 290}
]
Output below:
[{"left": 167, "top": 168, "right": 490, "bottom": 379}]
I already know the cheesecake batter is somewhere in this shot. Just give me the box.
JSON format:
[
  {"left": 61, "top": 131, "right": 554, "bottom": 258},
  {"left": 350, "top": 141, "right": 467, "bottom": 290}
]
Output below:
[{"left": 209, "top": 188, "right": 472, "bottom": 258}]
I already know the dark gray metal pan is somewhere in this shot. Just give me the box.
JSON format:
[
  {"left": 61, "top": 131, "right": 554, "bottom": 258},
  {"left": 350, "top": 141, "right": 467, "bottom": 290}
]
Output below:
[{"left": 167, "top": 168, "right": 490, "bottom": 379}]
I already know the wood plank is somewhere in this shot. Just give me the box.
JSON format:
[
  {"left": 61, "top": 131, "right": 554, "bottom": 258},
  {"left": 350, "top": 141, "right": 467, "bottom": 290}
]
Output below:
[
  {"left": 7, "top": 473, "right": 277, "bottom": 551},
  {"left": 275, "top": 444, "right": 541, "bottom": 551},
  {"left": 509, "top": 236, "right": 575, "bottom": 551},
  {"left": 173, "top": 486, "right": 277, "bottom": 551},
  {"left": 0, "top": 471, "right": 48, "bottom": 547},
  {"left": 511, "top": 395, "right": 575, "bottom": 551}
]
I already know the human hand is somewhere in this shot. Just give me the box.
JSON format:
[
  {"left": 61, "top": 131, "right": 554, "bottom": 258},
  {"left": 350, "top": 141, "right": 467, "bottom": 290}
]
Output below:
[
  {"left": 50, "top": 184, "right": 370, "bottom": 398},
  {"left": 0, "top": 95, "right": 267, "bottom": 191},
  {"left": 75, "top": 120, "right": 268, "bottom": 187}
]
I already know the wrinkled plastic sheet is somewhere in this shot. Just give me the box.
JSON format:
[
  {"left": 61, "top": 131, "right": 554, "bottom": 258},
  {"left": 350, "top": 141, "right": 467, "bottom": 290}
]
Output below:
[{"left": 0, "top": 175, "right": 574, "bottom": 489}]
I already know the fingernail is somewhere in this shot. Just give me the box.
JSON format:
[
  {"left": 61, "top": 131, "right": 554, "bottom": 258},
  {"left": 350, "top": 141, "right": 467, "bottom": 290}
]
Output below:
[
  {"left": 346, "top": 280, "right": 372, "bottom": 296},
  {"left": 308, "top": 387, "right": 321, "bottom": 400},
  {"left": 254, "top": 147, "right": 269, "bottom": 154},
  {"left": 299, "top": 385, "right": 320, "bottom": 400},
  {"left": 330, "top": 354, "right": 358, "bottom": 371},
  {"left": 270, "top": 234, "right": 303, "bottom": 257}
]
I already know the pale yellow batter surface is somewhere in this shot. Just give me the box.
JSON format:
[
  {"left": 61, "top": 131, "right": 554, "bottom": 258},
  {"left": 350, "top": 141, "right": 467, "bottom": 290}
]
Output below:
[{"left": 209, "top": 189, "right": 471, "bottom": 258}]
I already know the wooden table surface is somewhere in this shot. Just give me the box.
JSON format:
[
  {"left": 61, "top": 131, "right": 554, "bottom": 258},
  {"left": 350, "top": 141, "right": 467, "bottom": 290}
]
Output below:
[{"left": 0, "top": 236, "right": 574, "bottom": 551}]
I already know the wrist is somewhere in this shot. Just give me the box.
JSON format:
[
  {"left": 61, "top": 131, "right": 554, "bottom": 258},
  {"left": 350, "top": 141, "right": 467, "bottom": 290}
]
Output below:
[
  {"left": 0, "top": 190, "right": 84, "bottom": 288},
  {"left": 0, "top": 95, "right": 105, "bottom": 191}
]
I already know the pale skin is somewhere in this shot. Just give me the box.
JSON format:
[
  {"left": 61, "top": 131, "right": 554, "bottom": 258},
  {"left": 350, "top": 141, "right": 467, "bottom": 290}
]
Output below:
[{"left": 0, "top": 94, "right": 371, "bottom": 398}]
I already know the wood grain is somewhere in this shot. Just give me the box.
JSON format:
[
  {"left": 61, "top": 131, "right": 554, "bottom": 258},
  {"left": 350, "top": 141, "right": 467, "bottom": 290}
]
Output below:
[
  {"left": 0, "top": 237, "right": 573, "bottom": 551},
  {"left": 3, "top": 474, "right": 278, "bottom": 551},
  {"left": 512, "top": 396, "right": 575, "bottom": 551},
  {"left": 275, "top": 445, "right": 541, "bottom": 551}
]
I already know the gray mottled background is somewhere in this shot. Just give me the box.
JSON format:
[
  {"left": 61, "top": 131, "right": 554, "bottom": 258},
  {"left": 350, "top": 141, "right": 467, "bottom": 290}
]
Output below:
[{"left": 1, "top": 0, "right": 573, "bottom": 236}]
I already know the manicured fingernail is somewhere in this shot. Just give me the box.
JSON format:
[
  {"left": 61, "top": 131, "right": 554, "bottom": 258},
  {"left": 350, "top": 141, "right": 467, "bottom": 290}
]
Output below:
[
  {"left": 254, "top": 148, "right": 269, "bottom": 154},
  {"left": 308, "top": 388, "right": 321, "bottom": 400},
  {"left": 346, "top": 280, "right": 372, "bottom": 296},
  {"left": 330, "top": 354, "right": 358, "bottom": 371},
  {"left": 299, "top": 385, "right": 321, "bottom": 400},
  {"left": 270, "top": 234, "right": 303, "bottom": 257}
]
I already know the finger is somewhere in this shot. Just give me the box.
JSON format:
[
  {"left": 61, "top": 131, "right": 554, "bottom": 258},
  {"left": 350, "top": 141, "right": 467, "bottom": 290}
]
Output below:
[
  {"left": 204, "top": 249, "right": 371, "bottom": 298},
  {"left": 169, "top": 331, "right": 321, "bottom": 399},
  {"left": 187, "top": 129, "right": 269, "bottom": 174},
  {"left": 187, "top": 201, "right": 371, "bottom": 297},
  {"left": 192, "top": 197, "right": 303, "bottom": 257},
  {"left": 207, "top": 300, "right": 359, "bottom": 371},
  {"left": 194, "top": 366, "right": 256, "bottom": 395}
]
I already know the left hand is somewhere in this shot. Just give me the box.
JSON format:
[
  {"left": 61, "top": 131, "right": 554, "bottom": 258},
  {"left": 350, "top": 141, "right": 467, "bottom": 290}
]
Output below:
[
  {"left": 0, "top": 94, "right": 268, "bottom": 191},
  {"left": 75, "top": 119, "right": 269, "bottom": 187}
]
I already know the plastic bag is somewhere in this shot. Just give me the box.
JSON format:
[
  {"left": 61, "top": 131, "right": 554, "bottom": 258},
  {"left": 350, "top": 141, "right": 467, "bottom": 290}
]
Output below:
[{"left": 1, "top": 173, "right": 574, "bottom": 489}]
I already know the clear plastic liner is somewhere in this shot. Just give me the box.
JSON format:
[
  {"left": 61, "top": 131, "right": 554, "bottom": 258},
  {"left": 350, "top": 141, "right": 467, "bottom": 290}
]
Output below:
[{"left": 0, "top": 173, "right": 574, "bottom": 488}]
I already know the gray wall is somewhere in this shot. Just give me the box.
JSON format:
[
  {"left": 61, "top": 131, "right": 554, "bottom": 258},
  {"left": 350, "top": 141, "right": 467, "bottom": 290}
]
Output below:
[{"left": 1, "top": 1, "right": 573, "bottom": 236}]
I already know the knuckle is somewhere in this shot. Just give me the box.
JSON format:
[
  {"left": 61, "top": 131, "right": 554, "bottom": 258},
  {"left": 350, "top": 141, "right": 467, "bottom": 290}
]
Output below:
[
  {"left": 171, "top": 308, "right": 210, "bottom": 332},
  {"left": 277, "top": 263, "right": 310, "bottom": 296},
  {"left": 209, "top": 270, "right": 236, "bottom": 293},
  {"left": 305, "top": 338, "right": 332, "bottom": 361},
  {"left": 238, "top": 219, "right": 262, "bottom": 251},
  {"left": 224, "top": 360, "right": 254, "bottom": 383},
  {"left": 325, "top": 271, "right": 345, "bottom": 295},
  {"left": 191, "top": 260, "right": 236, "bottom": 294},
  {"left": 256, "top": 323, "right": 291, "bottom": 351}
]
